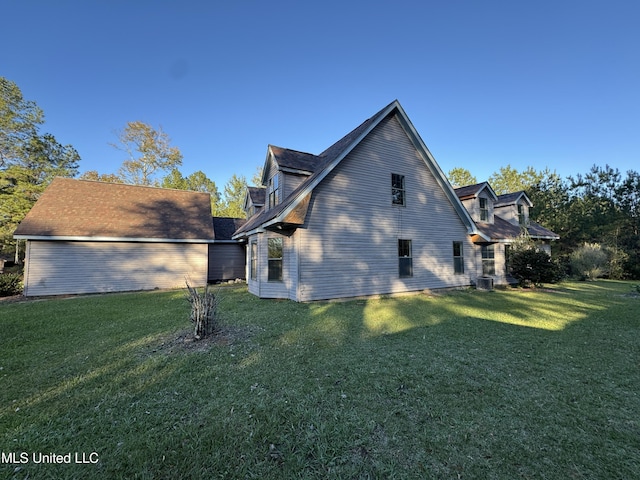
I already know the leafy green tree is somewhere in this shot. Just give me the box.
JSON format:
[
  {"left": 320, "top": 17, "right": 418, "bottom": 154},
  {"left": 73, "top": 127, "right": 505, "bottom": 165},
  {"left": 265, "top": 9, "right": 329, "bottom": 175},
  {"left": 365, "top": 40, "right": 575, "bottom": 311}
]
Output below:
[
  {"left": 1, "top": 78, "right": 80, "bottom": 255},
  {"left": 251, "top": 165, "right": 263, "bottom": 186},
  {"left": 217, "top": 174, "right": 247, "bottom": 218},
  {"left": 161, "top": 168, "right": 221, "bottom": 213},
  {"left": 79, "top": 170, "right": 124, "bottom": 183},
  {"left": 0, "top": 77, "right": 43, "bottom": 168},
  {"left": 528, "top": 169, "right": 572, "bottom": 255},
  {"left": 488, "top": 165, "right": 542, "bottom": 195},
  {"left": 447, "top": 167, "right": 477, "bottom": 187},
  {"left": 161, "top": 168, "right": 189, "bottom": 190},
  {"left": 615, "top": 170, "right": 640, "bottom": 278},
  {"left": 111, "top": 121, "right": 182, "bottom": 186}
]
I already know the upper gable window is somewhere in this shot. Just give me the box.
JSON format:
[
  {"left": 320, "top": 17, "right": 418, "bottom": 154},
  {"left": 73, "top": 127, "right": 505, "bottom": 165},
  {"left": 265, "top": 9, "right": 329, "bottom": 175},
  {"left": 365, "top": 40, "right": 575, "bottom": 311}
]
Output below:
[
  {"left": 517, "top": 204, "right": 526, "bottom": 226},
  {"left": 392, "top": 174, "right": 405, "bottom": 206},
  {"left": 268, "top": 174, "right": 280, "bottom": 208},
  {"left": 479, "top": 197, "right": 489, "bottom": 222}
]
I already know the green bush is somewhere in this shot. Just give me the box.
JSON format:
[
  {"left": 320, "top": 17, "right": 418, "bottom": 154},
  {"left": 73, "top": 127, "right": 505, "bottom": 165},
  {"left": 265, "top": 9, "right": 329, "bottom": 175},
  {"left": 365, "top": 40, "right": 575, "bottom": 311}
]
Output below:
[
  {"left": 510, "top": 247, "right": 562, "bottom": 287},
  {"left": 0, "top": 272, "right": 23, "bottom": 296},
  {"left": 570, "top": 243, "right": 609, "bottom": 280}
]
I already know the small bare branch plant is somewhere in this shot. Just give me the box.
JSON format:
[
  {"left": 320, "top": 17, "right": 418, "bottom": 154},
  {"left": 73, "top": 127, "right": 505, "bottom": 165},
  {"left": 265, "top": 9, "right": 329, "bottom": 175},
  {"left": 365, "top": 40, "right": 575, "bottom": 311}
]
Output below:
[{"left": 185, "top": 280, "right": 220, "bottom": 340}]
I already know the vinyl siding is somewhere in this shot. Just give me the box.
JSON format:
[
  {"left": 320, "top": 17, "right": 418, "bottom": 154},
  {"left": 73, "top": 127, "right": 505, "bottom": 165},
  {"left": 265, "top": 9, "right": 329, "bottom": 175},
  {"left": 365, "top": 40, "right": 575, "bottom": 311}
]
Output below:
[
  {"left": 246, "top": 232, "right": 295, "bottom": 299},
  {"left": 208, "top": 243, "right": 246, "bottom": 281},
  {"left": 23, "top": 241, "right": 208, "bottom": 296},
  {"left": 462, "top": 194, "right": 495, "bottom": 224},
  {"left": 295, "top": 114, "right": 476, "bottom": 301},
  {"left": 282, "top": 172, "right": 308, "bottom": 199}
]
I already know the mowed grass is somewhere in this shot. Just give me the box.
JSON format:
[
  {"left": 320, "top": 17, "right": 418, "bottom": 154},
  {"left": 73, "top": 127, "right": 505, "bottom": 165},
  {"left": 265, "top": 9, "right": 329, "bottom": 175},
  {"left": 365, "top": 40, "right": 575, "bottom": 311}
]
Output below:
[{"left": 1, "top": 281, "right": 639, "bottom": 479}]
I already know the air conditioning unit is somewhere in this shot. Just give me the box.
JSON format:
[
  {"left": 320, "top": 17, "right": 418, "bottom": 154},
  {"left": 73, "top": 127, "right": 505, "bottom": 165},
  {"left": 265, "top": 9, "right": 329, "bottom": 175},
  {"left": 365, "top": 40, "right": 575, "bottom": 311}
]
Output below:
[{"left": 476, "top": 276, "right": 494, "bottom": 291}]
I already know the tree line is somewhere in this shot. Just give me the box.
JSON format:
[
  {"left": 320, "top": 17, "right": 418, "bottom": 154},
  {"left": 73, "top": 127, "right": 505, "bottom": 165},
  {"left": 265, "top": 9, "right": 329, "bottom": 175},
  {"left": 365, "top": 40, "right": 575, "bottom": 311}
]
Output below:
[{"left": 2, "top": 76, "right": 639, "bottom": 279}]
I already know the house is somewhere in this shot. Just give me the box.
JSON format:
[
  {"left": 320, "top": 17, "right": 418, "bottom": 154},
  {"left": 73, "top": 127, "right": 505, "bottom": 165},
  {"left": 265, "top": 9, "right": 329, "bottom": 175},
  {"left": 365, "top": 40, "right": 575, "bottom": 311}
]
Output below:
[
  {"left": 13, "top": 100, "right": 559, "bottom": 300},
  {"left": 13, "top": 178, "right": 217, "bottom": 296},
  {"left": 233, "top": 100, "right": 558, "bottom": 301},
  {"left": 454, "top": 182, "right": 559, "bottom": 285}
]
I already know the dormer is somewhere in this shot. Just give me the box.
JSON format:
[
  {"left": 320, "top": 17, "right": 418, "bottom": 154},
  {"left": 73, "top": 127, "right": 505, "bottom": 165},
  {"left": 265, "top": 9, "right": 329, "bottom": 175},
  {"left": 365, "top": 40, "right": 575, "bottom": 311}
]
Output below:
[
  {"left": 261, "top": 145, "right": 321, "bottom": 212},
  {"left": 454, "top": 182, "right": 498, "bottom": 224},
  {"left": 495, "top": 191, "right": 533, "bottom": 228},
  {"left": 244, "top": 186, "right": 265, "bottom": 218}
]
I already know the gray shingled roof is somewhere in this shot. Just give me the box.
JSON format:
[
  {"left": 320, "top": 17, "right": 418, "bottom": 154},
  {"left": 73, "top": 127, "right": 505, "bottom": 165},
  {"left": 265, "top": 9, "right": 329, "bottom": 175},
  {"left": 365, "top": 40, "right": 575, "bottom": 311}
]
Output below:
[
  {"left": 247, "top": 186, "right": 266, "bottom": 206},
  {"left": 454, "top": 182, "right": 497, "bottom": 201},
  {"left": 212, "top": 217, "right": 247, "bottom": 241},
  {"left": 269, "top": 146, "right": 322, "bottom": 173},
  {"left": 475, "top": 216, "right": 559, "bottom": 241},
  {"left": 234, "top": 102, "right": 391, "bottom": 237},
  {"left": 14, "top": 178, "right": 215, "bottom": 242},
  {"left": 495, "top": 191, "right": 532, "bottom": 207}
]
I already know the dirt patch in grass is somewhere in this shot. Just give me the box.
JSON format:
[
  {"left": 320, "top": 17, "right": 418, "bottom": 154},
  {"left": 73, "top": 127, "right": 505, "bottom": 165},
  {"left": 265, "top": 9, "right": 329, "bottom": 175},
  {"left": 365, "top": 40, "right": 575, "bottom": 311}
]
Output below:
[{"left": 148, "top": 324, "right": 261, "bottom": 355}]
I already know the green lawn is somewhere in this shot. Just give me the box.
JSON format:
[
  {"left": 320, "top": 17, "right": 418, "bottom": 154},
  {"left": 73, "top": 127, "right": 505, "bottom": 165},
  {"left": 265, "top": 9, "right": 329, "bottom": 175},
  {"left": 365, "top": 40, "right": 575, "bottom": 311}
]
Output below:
[{"left": 1, "top": 281, "right": 639, "bottom": 479}]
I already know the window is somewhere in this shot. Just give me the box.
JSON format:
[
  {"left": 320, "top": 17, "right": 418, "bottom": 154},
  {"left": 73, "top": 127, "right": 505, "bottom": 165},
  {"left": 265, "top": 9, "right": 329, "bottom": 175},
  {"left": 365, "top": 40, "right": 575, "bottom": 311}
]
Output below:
[
  {"left": 250, "top": 241, "right": 257, "bottom": 280},
  {"left": 479, "top": 197, "right": 489, "bottom": 222},
  {"left": 267, "top": 237, "right": 283, "bottom": 281},
  {"left": 517, "top": 204, "right": 526, "bottom": 226},
  {"left": 268, "top": 174, "right": 280, "bottom": 208},
  {"left": 453, "top": 241, "right": 464, "bottom": 274},
  {"left": 398, "top": 239, "right": 413, "bottom": 277},
  {"left": 481, "top": 244, "right": 495, "bottom": 276},
  {"left": 504, "top": 244, "right": 512, "bottom": 275},
  {"left": 392, "top": 174, "right": 405, "bottom": 206}
]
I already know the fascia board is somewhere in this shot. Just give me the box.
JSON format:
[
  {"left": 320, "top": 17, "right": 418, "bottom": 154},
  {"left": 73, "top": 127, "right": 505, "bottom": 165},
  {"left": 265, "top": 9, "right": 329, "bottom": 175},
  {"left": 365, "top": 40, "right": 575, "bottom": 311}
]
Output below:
[
  {"left": 232, "top": 227, "right": 265, "bottom": 240},
  {"left": 280, "top": 167, "right": 313, "bottom": 176},
  {"left": 13, "top": 235, "right": 216, "bottom": 243}
]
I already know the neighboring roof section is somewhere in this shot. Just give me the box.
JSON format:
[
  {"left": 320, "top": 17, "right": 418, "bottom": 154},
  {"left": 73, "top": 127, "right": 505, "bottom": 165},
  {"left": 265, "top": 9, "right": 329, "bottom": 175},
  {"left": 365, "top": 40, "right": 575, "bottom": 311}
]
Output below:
[
  {"left": 474, "top": 216, "right": 560, "bottom": 242},
  {"left": 246, "top": 186, "right": 266, "bottom": 206},
  {"left": 14, "top": 178, "right": 215, "bottom": 242},
  {"left": 269, "top": 146, "right": 322, "bottom": 174},
  {"left": 212, "top": 217, "right": 246, "bottom": 241},
  {"left": 454, "top": 182, "right": 498, "bottom": 201},
  {"left": 495, "top": 191, "right": 533, "bottom": 208}
]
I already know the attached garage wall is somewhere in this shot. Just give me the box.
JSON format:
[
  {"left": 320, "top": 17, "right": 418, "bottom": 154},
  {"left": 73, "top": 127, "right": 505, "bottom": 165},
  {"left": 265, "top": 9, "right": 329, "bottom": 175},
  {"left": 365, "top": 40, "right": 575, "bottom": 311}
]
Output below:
[
  {"left": 23, "top": 241, "right": 208, "bottom": 296},
  {"left": 208, "top": 243, "right": 246, "bottom": 282}
]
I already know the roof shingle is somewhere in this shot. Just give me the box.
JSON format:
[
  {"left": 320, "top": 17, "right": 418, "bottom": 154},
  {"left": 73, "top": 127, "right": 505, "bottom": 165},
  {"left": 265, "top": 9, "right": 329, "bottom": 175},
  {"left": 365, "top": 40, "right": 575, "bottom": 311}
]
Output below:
[{"left": 14, "top": 178, "right": 215, "bottom": 241}]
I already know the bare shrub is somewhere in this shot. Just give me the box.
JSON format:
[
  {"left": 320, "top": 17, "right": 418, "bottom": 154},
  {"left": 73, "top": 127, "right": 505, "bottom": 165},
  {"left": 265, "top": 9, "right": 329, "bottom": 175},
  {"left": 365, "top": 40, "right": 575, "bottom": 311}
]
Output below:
[{"left": 185, "top": 281, "right": 220, "bottom": 340}]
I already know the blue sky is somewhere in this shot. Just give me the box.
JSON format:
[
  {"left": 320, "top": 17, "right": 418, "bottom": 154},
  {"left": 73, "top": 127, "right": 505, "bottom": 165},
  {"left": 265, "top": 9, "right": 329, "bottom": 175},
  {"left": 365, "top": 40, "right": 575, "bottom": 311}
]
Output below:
[{"left": 3, "top": 0, "right": 639, "bottom": 190}]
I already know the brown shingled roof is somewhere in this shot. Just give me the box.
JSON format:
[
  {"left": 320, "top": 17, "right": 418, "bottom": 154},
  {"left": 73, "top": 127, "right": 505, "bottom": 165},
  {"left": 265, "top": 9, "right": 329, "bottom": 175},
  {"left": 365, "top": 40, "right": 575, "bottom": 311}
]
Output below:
[{"left": 14, "top": 178, "right": 215, "bottom": 242}]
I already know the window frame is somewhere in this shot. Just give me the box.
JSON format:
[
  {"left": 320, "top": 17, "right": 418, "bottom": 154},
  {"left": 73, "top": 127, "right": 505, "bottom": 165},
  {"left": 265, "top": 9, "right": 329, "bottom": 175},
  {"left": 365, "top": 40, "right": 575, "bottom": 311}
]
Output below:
[
  {"left": 517, "top": 204, "right": 526, "bottom": 226},
  {"left": 398, "top": 239, "right": 413, "bottom": 278},
  {"left": 479, "top": 197, "right": 489, "bottom": 222},
  {"left": 249, "top": 241, "right": 257, "bottom": 280},
  {"left": 453, "top": 241, "right": 464, "bottom": 274},
  {"left": 267, "top": 237, "right": 283, "bottom": 282},
  {"left": 268, "top": 173, "right": 280, "bottom": 209},
  {"left": 481, "top": 244, "right": 496, "bottom": 276},
  {"left": 391, "top": 173, "right": 406, "bottom": 207}
]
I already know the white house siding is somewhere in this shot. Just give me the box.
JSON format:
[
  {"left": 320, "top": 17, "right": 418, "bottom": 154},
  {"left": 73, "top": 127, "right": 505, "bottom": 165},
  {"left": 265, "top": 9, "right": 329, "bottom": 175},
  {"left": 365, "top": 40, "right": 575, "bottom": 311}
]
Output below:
[
  {"left": 22, "top": 241, "right": 208, "bottom": 296},
  {"left": 473, "top": 243, "right": 508, "bottom": 286},
  {"left": 208, "top": 243, "right": 246, "bottom": 281},
  {"left": 461, "top": 193, "right": 495, "bottom": 224},
  {"left": 496, "top": 203, "right": 528, "bottom": 226},
  {"left": 282, "top": 172, "right": 308, "bottom": 199},
  {"left": 246, "top": 232, "right": 296, "bottom": 299},
  {"left": 295, "top": 114, "right": 476, "bottom": 301}
]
